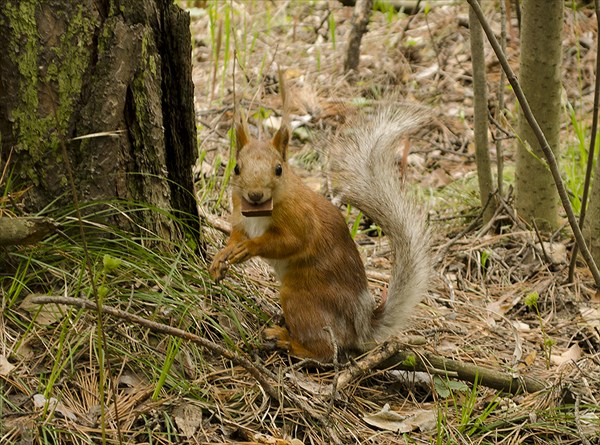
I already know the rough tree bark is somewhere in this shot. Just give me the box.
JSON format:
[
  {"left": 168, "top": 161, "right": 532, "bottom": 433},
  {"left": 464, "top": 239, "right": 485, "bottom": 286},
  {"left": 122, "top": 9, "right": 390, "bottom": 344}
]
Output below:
[
  {"left": 0, "top": 0, "right": 199, "bottom": 241},
  {"left": 468, "top": 0, "right": 495, "bottom": 225},
  {"left": 584, "top": 163, "right": 600, "bottom": 265},
  {"left": 343, "top": 0, "right": 373, "bottom": 74},
  {"left": 579, "top": 0, "right": 600, "bottom": 275},
  {"left": 514, "top": 0, "right": 563, "bottom": 231}
]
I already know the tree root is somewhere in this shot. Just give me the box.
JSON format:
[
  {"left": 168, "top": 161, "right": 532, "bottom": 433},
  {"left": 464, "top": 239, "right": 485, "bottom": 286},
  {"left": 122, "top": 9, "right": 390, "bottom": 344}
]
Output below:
[{"left": 0, "top": 217, "right": 57, "bottom": 246}]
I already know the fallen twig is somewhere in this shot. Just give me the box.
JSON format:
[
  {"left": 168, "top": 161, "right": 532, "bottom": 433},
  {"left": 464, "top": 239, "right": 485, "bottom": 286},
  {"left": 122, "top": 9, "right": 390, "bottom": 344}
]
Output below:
[
  {"left": 200, "top": 210, "right": 231, "bottom": 235},
  {"left": 30, "top": 295, "right": 326, "bottom": 424},
  {"left": 337, "top": 337, "right": 546, "bottom": 394}
]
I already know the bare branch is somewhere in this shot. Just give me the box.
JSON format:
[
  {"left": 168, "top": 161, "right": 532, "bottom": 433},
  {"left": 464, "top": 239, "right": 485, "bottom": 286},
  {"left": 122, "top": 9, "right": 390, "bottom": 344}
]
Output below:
[
  {"left": 30, "top": 295, "right": 326, "bottom": 424},
  {"left": 466, "top": 0, "right": 600, "bottom": 289}
]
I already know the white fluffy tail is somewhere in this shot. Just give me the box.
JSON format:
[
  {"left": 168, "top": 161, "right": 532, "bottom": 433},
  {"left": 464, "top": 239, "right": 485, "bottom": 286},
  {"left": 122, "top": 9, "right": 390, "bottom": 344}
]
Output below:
[{"left": 328, "top": 106, "right": 431, "bottom": 342}]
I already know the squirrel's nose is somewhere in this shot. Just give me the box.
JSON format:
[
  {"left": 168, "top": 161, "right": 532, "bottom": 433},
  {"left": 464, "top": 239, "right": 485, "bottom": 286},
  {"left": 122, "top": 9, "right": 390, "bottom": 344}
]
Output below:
[{"left": 248, "top": 191, "right": 264, "bottom": 203}]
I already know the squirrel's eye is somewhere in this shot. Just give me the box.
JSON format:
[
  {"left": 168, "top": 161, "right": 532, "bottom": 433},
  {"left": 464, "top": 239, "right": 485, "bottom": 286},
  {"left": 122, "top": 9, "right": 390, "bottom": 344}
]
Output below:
[
  {"left": 275, "top": 164, "right": 283, "bottom": 176},
  {"left": 234, "top": 165, "right": 240, "bottom": 175}
]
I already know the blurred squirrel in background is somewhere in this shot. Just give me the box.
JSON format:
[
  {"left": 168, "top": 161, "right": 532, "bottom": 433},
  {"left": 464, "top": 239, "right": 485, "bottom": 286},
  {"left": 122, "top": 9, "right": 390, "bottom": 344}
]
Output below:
[{"left": 209, "top": 80, "right": 430, "bottom": 362}]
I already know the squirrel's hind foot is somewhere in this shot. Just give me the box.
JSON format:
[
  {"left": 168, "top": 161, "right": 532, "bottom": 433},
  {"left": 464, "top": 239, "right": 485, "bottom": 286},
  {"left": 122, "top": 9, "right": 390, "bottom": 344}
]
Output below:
[{"left": 263, "top": 325, "right": 337, "bottom": 361}]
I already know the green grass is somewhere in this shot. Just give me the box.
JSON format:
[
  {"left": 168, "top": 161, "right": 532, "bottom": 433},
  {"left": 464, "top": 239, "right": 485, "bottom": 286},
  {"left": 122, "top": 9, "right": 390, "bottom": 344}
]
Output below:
[
  {"left": 564, "top": 101, "right": 598, "bottom": 215},
  {"left": 4, "top": 2, "right": 600, "bottom": 443},
  {"left": 0, "top": 198, "right": 272, "bottom": 444}
]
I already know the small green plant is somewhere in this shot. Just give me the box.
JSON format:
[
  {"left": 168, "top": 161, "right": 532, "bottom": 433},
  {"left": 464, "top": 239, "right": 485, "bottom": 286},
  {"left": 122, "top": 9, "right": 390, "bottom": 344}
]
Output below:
[
  {"left": 480, "top": 249, "right": 490, "bottom": 276},
  {"left": 345, "top": 206, "right": 363, "bottom": 239},
  {"left": 94, "top": 253, "right": 123, "bottom": 438},
  {"left": 220, "top": 4, "right": 232, "bottom": 95},
  {"left": 524, "top": 291, "right": 555, "bottom": 368},
  {"left": 433, "top": 376, "right": 469, "bottom": 399},
  {"left": 564, "top": 101, "right": 597, "bottom": 214},
  {"left": 152, "top": 336, "right": 183, "bottom": 400},
  {"left": 435, "top": 403, "right": 447, "bottom": 445},
  {"left": 328, "top": 12, "right": 336, "bottom": 50},
  {"left": 251, "top": 106, "right": 272, "bottom": 122},
  {"left": 457, "top": 379, "right": 478, "bottom": 433},
  {"left": 374, "top": 0, "right": 397, "bottom": 25},
  {"left": 466, "top": 395, "right": 500, "bottom": 436},
  {"left": 402, "top": 353, "right": 416, "bottom": 367}
]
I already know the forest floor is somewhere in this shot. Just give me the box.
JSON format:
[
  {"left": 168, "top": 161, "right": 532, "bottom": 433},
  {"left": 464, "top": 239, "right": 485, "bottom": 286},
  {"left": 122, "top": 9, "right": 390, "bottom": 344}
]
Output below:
[
  {"left": 191, "top": 1, "right": 600, "bottom": 443},
  {"left": 2, "top": 1, "right": 600, "bottom": 444}
]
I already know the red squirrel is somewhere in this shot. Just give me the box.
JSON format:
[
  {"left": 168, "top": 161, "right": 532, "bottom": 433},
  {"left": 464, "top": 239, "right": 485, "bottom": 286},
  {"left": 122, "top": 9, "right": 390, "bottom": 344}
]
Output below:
[{"left": 209, "top": 106, "right": 430, "bottom": 362}]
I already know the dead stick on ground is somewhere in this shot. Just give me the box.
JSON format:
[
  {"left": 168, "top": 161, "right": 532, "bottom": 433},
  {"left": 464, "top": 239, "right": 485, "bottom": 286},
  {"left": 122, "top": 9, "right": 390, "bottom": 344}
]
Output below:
[
  {"left": 30, "top": 295, "right": 325, "bottom": 423},
  {"left": 337, "top": 337, "right": 546, "bottom": 394}
]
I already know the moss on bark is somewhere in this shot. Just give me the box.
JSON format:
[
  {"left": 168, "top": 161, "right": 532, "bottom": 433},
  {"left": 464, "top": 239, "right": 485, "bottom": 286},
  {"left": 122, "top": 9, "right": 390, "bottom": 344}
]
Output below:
[{"left": 0, "top": 0, "right": 199, "bottom": 242}]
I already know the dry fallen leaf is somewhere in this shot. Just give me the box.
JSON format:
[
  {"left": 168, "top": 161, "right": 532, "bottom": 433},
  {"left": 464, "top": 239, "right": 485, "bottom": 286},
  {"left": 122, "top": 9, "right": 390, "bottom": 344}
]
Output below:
[
  {"left": 363, "top": 404, "right": 436, "bottom": 433},
  {"left": 511, "top": 324, "right": 524, "bottom": 364},
  {"left": 33, "top": 393, "right": 78, "bottom": 422},
  {"left": 580, "top": 307, "right": 600, "bottom": 330},
  {"left": 437, "top": 339, "right": 460, "bottom": 353},
  {"left": 550, "top": 344, "right": 583, "bottom": 366},
  {"left": 20, "top": 294, "right": 68, "bottom": 325},
  {"left": 118, "top": 371, "right": 144, "bottom": 388},
  {"left": 486, "top": 300, "right": 505, "bottom": 324},
  {"left": 173, "top": 401, "right": 203, "bottom": 438},
  {"left": 16, "top": 341, "right": 35, "bottom": 361},
  {"left": 117, "top": 370, "right": 148, "bottom": 395},
  {"left": 0, "top": 355, "right": 16, "bottom": 376},
  {"left": 422, "top": 167, "right": 453, "bottom": 188},
  {"left": 523, "top": 350, "right": 537, "bottom": 367},
  {"left": 285, "top": 371, "right": 330, "bottom": 396},
  {"left": 390, "top": 370, "right": 431, "bottom": 386},
  {"left": 537, "top": 242, "right": 567, "bottom": 265},
  {"left": 512, "top": 320, "right": 531, "bottom": 332}
]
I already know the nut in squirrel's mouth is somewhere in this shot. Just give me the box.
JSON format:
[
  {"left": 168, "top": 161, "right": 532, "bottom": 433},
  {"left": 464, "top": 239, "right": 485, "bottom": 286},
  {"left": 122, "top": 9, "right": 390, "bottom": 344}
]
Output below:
[{"left": 241, "top": 197, "right": 273, "bottom": 217}]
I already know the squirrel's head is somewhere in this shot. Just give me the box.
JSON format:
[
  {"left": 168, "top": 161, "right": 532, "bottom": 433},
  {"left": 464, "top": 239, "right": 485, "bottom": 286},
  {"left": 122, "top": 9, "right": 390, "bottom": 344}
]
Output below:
[{"left": 232, "top": 116, "right": 290, "bottom": 214}]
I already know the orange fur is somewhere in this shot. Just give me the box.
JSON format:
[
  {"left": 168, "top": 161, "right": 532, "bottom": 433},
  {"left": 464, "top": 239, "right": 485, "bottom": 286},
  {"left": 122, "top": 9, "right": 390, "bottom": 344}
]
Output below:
[
  {"left": 209, "top": 105, "right": 431, "bottom": 362},
  {"left": 209, "top": 120, "right": 372, "bottom": 361}
]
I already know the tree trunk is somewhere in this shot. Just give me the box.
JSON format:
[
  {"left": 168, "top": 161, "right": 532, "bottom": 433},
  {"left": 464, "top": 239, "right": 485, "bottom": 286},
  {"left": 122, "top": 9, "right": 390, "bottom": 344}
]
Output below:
[
  {"left": 343, "top": 0, "right": 373, "bottom": 75},
  {"left": 584, "top": 164, "right": 600, "bottom": 265},
  {"left": 468, "top": 0, "right": 495, "bottom": 224},
  {"left": 0, "top": 0, "right": 199, "bottom": 241},
  {"left": 581, "top": 1, "right": 600, "bottom": 272},
  {"left": 514, "top": 0, "right": 563, "bottom": 231}
]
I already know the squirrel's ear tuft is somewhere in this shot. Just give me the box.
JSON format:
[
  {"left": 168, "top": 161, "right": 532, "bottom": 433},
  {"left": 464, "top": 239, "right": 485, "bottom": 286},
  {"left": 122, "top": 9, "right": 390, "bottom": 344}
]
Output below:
[
  {"left": 272, "top": 123, "right": 290, "bottom": 160},
  {"left": 235, "top": 113, "right": 250, "bottom": 153}
]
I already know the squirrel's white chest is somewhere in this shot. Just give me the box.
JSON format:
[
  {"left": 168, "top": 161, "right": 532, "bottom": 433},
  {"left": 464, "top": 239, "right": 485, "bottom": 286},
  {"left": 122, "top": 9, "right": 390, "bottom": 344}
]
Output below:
[
  {"left": 241, "top": 215, "right": 288, "bottom": 280},
  {"left": 242, "top": 215, "right": 271, "bottom": 238}
]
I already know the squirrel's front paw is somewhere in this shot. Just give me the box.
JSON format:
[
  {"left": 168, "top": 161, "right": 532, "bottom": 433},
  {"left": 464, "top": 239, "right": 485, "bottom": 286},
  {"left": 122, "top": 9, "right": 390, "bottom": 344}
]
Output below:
[
  {"left": 209, "top": 249, "right": 231, "bottom": 282},
  {"left": 209, "top": 259, "right": 227, "bottom": 282},
  {"left": 228, "top": 240, "right": 253, "bottom": 264}
]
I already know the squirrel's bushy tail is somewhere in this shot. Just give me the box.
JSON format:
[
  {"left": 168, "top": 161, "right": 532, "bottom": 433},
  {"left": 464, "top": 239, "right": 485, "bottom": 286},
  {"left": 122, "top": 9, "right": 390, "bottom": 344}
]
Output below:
[{"left": 329, "top": 106, "right": 431, "bottom": 342}]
